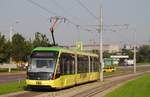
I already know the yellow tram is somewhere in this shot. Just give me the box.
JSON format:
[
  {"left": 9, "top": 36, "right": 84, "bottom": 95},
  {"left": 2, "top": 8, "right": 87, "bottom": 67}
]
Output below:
[{"left": 26, "top": 47, "right": 100, "bottom": 89}]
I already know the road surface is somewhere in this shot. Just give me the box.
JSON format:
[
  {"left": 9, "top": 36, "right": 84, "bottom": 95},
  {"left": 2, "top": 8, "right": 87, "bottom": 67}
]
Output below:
[{"left": 0, "top": 72, "right": 26, "bottom": 83}]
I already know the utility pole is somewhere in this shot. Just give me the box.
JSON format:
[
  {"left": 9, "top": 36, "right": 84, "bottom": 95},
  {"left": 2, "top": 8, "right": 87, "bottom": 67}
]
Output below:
[
  {"left": 9, "top": 21, "right": 19, "bottom": 72},
  {"left": 10, "top": 26, "right": 13, "bottom": 42},
  {"left": 99, "top": 7, "right": 104, "bottom": 81},
  {"left": 133, "top": 29, "right": 136, "bottom": 73},
  {"left": 9, "top": 21, "right": 19, "bottom": 42},
  {"left": 9, "top": 25, "right": 13, "bottom": 68}
]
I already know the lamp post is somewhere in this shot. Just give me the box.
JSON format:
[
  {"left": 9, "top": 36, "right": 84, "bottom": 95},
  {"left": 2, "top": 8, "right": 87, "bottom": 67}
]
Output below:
[
  {"left": 9, "top": 21, "right": 19, "bottom": 64},
  {"left": 9, "top": 25, "right": 12, "bottom": 42},
  {"left": 10, "top": 21, "right": 19, "bottom": 41},
  {"left": 133, "top": 29, "right": 136, "bottom": 73},
  {"left": 99, "top": 7, "right": 104, "bottom": 81}
]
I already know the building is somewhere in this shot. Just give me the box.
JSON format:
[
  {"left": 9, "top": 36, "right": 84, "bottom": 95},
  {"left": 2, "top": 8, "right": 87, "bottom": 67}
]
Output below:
[{"left": 69, "top": 44, "right": 120, "bottom": 53}]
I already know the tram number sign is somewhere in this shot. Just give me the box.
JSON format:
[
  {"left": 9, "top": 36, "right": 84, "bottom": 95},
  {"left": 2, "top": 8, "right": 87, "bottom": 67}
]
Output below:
[{"left": 36, "top": 81, "right": 42, "bottom": 85}]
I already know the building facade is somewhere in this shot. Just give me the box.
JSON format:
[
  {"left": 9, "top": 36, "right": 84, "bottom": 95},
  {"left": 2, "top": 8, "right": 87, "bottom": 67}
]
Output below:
[{"left": 69, "top": 44, "right": 120, "bottom": 53}]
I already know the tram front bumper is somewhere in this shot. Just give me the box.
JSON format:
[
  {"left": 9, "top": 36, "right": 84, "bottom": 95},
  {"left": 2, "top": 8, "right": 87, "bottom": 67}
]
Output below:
[{"left": 26, "top": 79, "right": 54, "bottom": 86}]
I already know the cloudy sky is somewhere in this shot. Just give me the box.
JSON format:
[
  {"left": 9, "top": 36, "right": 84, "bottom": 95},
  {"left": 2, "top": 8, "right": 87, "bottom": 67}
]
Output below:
[{"left": 0, "top": 0, "right": 150, "bottom": 45}]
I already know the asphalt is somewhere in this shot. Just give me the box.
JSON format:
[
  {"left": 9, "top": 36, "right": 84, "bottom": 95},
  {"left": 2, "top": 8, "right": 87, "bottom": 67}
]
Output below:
[{"left": 0, "top": 72, "right": 26, "bottom": 84}]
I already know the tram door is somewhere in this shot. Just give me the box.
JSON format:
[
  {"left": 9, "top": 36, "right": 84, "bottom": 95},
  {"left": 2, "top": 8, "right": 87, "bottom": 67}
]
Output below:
[{"left": 59, "top": 53, "right": 75, "bottom": 87}]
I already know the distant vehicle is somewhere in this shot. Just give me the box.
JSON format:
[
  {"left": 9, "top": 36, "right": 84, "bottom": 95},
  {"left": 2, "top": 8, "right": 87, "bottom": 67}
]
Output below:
[
  {"left": 103, "top": 58, "right": 116, "bottom": 72},
  {"left": 26, "top": 47, "right": 100, "bottom": 89},
  {"left": 124, "top": 59, "right": 134, "bottom": 66},
  {"left": 103, "top": 66, "right": 116, "bottom": 72}
]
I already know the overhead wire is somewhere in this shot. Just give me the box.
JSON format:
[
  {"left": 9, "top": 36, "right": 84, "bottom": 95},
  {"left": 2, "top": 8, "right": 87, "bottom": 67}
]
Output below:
[
  {"left": 76, "top": 0, "right": 98, "bottom": 21},
  {"left": 74, "top": 0, "right": 101, "bottom": 41},
  {"left": 27, "top": 0, "right": 98, "bottom": 30},
  {"left": 26, "top": 0, "right": 99, "bottom": 42},
  {"left": 50, "top": 0, "right": 68, "bottom": 15},
  {"left": 26, "top": 0, "right": 58, "bottom": 16},
  {"left": 50, "top": 0, "right": 93, "bottom": 29},
  {"left": 55, "top": 0, "right": 99, "bottom": 28},
  {"left": 26, "top": 0, "right": 88, "bottom": 42},
  {"left": 49, "top": 0, "right": 80, "bottom": 26},
  {"left": 73, "top": 0, "right": 138, "bottom": 45},
  {"left": 26, "top": 0, "right": 80, "bottom": 27}
]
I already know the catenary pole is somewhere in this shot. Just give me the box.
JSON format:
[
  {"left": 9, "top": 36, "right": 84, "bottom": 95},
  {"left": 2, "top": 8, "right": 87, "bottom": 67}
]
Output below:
[
  {"left": 133, "top": 29, "right": 136, "bottom": 73},
  {"left": 99, "top": 7, "right": 104, "bottom": 81}
]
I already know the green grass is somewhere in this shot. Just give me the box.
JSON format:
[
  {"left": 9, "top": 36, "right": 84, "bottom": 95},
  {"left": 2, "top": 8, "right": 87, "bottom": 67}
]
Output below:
[
  {"left": 104, "top": 73, "right": 150, "bottom": 97},
  {"left": 137, "top": 62, "right": 150, "bottom": 65},
  {"left": 0, "top": 80, "right": 25, "bottom": 95}
]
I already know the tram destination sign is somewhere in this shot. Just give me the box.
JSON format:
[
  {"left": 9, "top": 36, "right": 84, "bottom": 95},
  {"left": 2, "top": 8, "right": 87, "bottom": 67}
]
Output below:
[{"left": 31, "top": 51, "right": 58, "bottom": 58}]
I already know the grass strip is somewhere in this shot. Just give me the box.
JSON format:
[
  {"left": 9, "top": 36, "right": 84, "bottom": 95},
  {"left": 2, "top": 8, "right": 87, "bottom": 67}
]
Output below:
[
  {"left": 0, "top": 80, "right": 25, "bottom": 95},
  {"left": 104, "top": 73, "right": 150, "bottom": 97}
]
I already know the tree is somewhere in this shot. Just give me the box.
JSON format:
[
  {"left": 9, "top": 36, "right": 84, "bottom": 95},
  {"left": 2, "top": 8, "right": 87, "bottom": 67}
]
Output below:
[
  {"left": 12, "top": 33, "right": 27, "bottom": 62},
  {"left": 0, "top": 33, "right": 11, "bottom": 63},
  {"left": 103, "top": 51, "right": 111, "bottom": 58},
  {"left": 91, "top": 49, "right": 116, "bottom": 58},
  {"left": 137, "top": 45, "right": 150, "bottom": 63},
  {"left": 23, "top": 40, "right": 33, "bottom": 62},
  {"left": 0, "top": 32, "right": 53, "bottom": 64},
  {"left": 33, "top": 32, "right": 51, "bottom": 48},
  {"left": 4, "top": 41, "right": 12, "bottom": 63},
  {"left": 121, "top": 48, "right": 133, "bottom": 59}
]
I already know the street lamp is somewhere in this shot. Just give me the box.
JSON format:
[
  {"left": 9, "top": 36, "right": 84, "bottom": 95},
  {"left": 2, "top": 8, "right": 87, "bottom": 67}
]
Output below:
[
  {"left": 9, "top": 21, "right": 19, "bottom": 42},
  {"left": 133, "top": 29, "right": 136, "bottom": 73},
  {"left": 99, "top": 7, "right": 104, "bottom": 81},
  {"left": 9, "top": 21, "right": 19, "bottom": 64}
]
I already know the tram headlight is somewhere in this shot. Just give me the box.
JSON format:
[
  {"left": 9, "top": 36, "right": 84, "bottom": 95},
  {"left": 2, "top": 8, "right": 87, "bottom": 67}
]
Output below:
[{"left": 49, "top": 73, "right": 53, "bottom": 80}]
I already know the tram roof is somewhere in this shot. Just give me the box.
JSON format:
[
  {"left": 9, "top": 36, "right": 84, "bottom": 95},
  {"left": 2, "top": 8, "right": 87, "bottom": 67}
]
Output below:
[
  {"left": 33, "top": 47, "right": 98, "bottom": 57},
  {"left": 33, "top": 47, "right": 62, "bottom": 51}
]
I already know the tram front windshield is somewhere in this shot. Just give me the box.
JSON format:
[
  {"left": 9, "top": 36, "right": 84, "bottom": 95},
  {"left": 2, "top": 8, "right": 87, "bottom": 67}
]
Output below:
[{"left": 28, "top": 51, "right": 58, "bottom": 73}]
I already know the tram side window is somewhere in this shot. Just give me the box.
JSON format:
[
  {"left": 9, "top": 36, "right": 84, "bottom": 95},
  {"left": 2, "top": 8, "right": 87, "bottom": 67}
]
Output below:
[
  {"left": 77, "top": 55, "right": 89, "bottom": 73},
  {"left": 90, "top": 57, "right": 94, "bottom": 72},
  {"left": 59, "top": 53, "right": 75, "bottom": 75},
  {"left": 93, "top": 57, "right": 99, "bottom": 72}
]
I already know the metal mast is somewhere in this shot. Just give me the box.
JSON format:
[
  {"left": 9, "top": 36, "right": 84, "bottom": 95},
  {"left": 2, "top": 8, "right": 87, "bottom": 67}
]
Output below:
[
  {"left": 99, "top": 7, "right": 104, "bottom": 81},
  {"left": 133, "top": 29, "right": 136, "bottom": 73}
]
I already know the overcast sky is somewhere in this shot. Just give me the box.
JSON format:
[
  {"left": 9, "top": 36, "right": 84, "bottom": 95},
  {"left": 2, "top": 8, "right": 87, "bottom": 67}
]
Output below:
[{"left": 0, "top": 0, "right": 150, "bottom": 45}]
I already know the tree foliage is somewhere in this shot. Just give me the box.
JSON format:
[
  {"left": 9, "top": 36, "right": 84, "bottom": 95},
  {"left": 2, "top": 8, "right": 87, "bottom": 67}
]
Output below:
[
  {"left": 12, "top": 33, "right": 27, "bottom": 62},
  {"left": 121, "top": 48, "right": 133, "bottom": 59},
  {"left": 137, "top": 45, "right": 150, "bottom": 63},
  {"left": 0, "top": 33, "right": 11, "bottom": 63},
  {"left": 33, "top": 32, "right": 50, "bottom": 48},
  {"left": 0, "top": 32, "right": 52, "bottom": 63},
  {"left": 0, "top": 31, "right": 149, "bottom": 64}
]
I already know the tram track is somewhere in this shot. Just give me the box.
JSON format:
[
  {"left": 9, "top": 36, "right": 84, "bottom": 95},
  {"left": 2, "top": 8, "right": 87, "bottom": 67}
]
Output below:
[
  {"left": 69, "top": 72, "right": 146, "bottom": 97},
  {"left": 36, "top": 67, "right": 150, "bottom": 97},
  {"left": 67, "top": 66, "right": 150, "bottom": 97},
  {"left": 1, "top": 65, "right": 150, "bottom": 97},
  {"left": 2, "top": 91, "right": 42, "bottom": 97}
]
